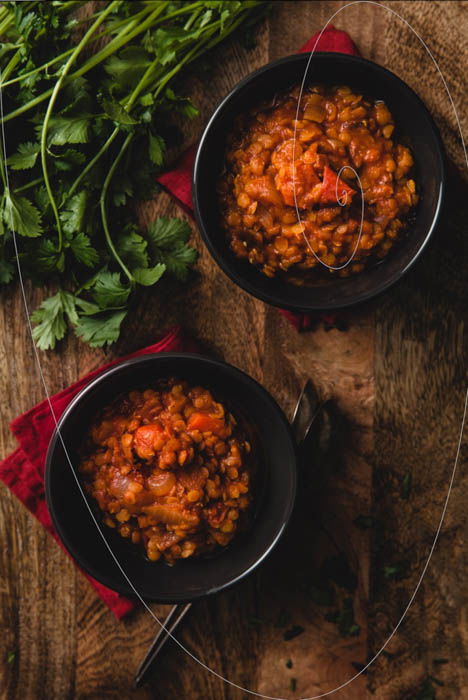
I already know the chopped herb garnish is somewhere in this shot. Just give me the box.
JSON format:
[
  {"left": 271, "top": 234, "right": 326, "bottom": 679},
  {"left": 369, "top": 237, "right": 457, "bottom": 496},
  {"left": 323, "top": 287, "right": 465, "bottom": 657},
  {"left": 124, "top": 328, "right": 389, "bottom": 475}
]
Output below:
[
  {"left": 415, "top": 677, "right": 437, "bottom": 700},
  {"left": 283, "top": 625, "right": 305, "bottom": 642},
  {"left": 325, "top": 598, "right": 360, "bottom": 638},
  {"left": 7, "top": 650, "right": 15, "bottom": 664},
  {"left": 353, "top": 515, "right": 375, "bottom": 530},
  {"left": 429, "top": 676, "right": 444, "bottom": 687},
  {"left": 305, "top": 552, "right": 361, "bottom": 638},
  {"left": 401, "top": 472, "right": 412, "bottom": 499},
  {"left": 382, "top": 650, "right": 396, "bottom": 660},
  {"left": 383, "top": 560, "right": 410, "bottom": 581},
  {"left": 351, "top": 661, "right": 367, "bottom": 674},
  {"left": 286, "top": 659, "right": 293, "bottom": 669},
  {"left": 290, "top": 678, "right": 297, "bottom": 692}
]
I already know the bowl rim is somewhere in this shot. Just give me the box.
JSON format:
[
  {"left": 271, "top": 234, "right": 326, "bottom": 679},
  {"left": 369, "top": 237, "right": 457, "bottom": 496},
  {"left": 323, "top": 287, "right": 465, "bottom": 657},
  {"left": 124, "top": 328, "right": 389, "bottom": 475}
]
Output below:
[
  {"left": 45, "top": 352, "right": 298, "bottom": 602},
  {"left": 192, "top": 51, "right": 446, "bottom": 312}
]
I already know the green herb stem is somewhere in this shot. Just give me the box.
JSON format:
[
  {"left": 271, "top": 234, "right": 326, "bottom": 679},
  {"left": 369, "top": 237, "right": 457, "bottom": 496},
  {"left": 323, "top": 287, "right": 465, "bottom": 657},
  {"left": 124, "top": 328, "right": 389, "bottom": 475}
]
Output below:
[
  {"left": 2, "top": 2, "right": 171, "bottom": 122},
  {"left": 0, "top": 147, "right": 8, "bottom": 191},
  {"left": 0, "top": 47, "right": 22, "bottom": 84},
  {"left": 68, "top": 4, "right": 261, "bottom": 196},
  {"left": 1, "top": 0, "right": 255, "bottom": 120},
  {"left": 0, "top": 4, "right": 155, "bottom": 90},
  {"left": 67, "top": 54, "right": 163, "bottom": 198},
  {"left": 152, "top": 12, "right": 251, "bottom": 100},
  {"left": 40, "top": 0, "right": 119, "bottom": 251},
  {"left": 14, "top": 176, "right": 43, "bottom": 194},
  {"left": 67, "top": 1, "right": 170, "bottom": 77},
  {"left": 99, "top": 132, "right": 134, "bottom": 284},
  {"left": 67, "top": 127, "right": 118, "bottom": 199},
  {"left": 183, "top": 6, "right": 202, "bottom": 31}
]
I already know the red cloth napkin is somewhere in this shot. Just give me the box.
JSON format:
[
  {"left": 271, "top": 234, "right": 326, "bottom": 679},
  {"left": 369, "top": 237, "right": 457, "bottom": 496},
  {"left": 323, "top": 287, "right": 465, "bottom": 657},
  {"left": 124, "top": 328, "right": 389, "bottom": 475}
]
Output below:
[
  {"left": 0, "top": 326, "right": 197, "bottom": 618},
  {"left": 158, "top": 25, "right": 359, "bottom": 331}
]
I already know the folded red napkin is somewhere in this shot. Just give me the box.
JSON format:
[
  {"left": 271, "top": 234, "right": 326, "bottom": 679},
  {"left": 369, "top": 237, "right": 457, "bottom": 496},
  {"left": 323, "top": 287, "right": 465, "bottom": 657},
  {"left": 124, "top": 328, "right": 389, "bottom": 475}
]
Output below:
[
  {"left": 158, "top": 25, "right": 358, "bottom": 331},
  {"left": 0, "top": 326, "right": 198, "bottom": 618}
]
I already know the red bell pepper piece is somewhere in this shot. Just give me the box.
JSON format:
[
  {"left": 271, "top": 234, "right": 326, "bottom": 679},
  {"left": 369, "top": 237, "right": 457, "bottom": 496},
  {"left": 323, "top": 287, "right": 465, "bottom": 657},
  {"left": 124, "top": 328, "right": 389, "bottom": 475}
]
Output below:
[{"left": 320, "top": 165, "right": 356, "bottom": 205}]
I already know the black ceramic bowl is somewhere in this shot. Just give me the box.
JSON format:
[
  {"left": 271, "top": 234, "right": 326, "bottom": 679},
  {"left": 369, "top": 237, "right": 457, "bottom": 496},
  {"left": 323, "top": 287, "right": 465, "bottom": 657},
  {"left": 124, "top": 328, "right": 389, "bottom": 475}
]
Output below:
[
  {"left": 45, "top": 354, "right": 296, "bottom": 603},
  {"left": 193, "top": 52, "right": 445, "bottom": 312}
]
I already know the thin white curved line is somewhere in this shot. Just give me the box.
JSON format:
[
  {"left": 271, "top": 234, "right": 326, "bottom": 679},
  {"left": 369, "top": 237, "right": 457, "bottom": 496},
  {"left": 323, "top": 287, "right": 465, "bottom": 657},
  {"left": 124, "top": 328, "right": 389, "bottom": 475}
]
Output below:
[
  {"left": 292, "top": 124, "right": 365, "bottom": 271},
  {"left": 0, "top": 1, "right": 466, "bottom": 698},
  {"left": 291, "top": 48, "right": 365, "bottom": 271},
  {"left": 300, "top": 163, "right": 365, "bottom": 272}
]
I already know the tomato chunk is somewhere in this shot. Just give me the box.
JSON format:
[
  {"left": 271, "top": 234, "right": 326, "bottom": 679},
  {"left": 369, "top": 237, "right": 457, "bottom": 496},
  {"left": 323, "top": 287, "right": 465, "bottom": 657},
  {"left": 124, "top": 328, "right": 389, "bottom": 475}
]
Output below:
[
  {"left": 134, "top": 423, "right": 165, "bottom": 459},
  {"left": 320, "top": 165, "right": 356, "bottom": 204},
  {"left": 275, "top": 160, "right": 320, "bottom": 207},
  {"left": 188, "top": 412, "right": 225, "bottom": 435}
]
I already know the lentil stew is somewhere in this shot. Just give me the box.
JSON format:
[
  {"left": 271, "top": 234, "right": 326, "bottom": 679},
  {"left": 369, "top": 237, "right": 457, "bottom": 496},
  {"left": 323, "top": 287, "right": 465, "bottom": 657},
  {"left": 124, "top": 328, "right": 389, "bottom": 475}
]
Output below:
[
  {"left": 218, "top": 85, "right": 418, "bottom": 281},
  {"left": 79, "top": 379, "right": 253, "bottom": 564}
]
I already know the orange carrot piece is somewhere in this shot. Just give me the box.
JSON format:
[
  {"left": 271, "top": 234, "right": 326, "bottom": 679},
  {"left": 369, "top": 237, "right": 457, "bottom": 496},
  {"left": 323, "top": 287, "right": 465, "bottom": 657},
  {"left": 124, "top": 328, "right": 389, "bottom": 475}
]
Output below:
[{"left": 187, "top": 412, "right": 224, "bottom": 434}]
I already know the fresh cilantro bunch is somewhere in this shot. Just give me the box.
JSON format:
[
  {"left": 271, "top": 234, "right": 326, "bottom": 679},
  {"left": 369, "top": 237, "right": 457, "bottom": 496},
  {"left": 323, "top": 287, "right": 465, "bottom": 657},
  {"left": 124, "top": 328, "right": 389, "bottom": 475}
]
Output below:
[{"left": 0, "top": 0, "right": 267, "bottom": 348}]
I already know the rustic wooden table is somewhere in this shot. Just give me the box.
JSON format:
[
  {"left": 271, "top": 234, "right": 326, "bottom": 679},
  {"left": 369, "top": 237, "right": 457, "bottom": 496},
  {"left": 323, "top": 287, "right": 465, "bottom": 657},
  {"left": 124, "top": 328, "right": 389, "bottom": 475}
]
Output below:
[{"left": 1, "top": 2, "right": 467, "bottom": 698}]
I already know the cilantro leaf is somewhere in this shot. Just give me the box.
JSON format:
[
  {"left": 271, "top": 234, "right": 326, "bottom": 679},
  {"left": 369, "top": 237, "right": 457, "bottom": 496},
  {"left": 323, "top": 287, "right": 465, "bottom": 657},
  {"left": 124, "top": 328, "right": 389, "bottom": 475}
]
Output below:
[
  {"left": 148, "top": 132, "right": 165, "bottom": 166},
  {"left": 61, "top": 191, "right": 87, "bottom": 235},
  {"left": 59, "top": 76, "right": 91, "bottom": 114},
  {"left": 116, "top": 230, "right": 148, "bottom": 268},
  {"left": 74, "top": 297, "right": 101, "bottom": 315},
  {"left": 33, "top": 186, "right": 50, "bottom": 212},
  {"left": 53, "top": 148, "right": 86, "bottom": 172},
  {"left": 35, "top": 238, "right": 64, "bottom": 274},
  {"left": 31, "top": 291, "right": 77, "bottom": 350},
  {"left": 161, "top": 245, "right": 197, "bottom": 281},
  {"left": 91, "top": 270, "right": 131, "bottom": 308},
  {"left": 147, "top": 217, "right": 197, "bottom": 281},
  {"left": 112, "top": 172, "right": 133, "bottom": 207},
  {"left": 7, "top": 142, "right": 39, "bottom": 170},
  {"left": 3, "top": 192, "right": 42, "bottom": 237},
  {"left": 139, "top": 93, "right": 154, "bottom": 107},
  {"left": 0, "top": 258, "right": 15, "bottom": 284},
  {"left": 46, "top": 113, "right": 91, "bottom": 145},
  {"left": 147, "top": 217, "right": 191, "bottom": 248},
  {"left": 133, "top": 263, "right": 166, "bottom": 286},
  {"left": 175, "top": 99, "right": 199, "bottom": 119},
  {"left": 152, "top": 27, "right": 188, "bottom": 66},
  {"left": 102, "top": 98, "right": 138, "bottom": 125},
  {"left": 104, "top": 47, "right": 151, "bottom": 87},
  {"left": 164, "top": 88, "right": 199, "bottom": 118},
  {"left": 70, "top": 233, "right": 99, "bottom": 267},
  {"left": 74, "top": 309, "right": 127, "bottom": 347}
]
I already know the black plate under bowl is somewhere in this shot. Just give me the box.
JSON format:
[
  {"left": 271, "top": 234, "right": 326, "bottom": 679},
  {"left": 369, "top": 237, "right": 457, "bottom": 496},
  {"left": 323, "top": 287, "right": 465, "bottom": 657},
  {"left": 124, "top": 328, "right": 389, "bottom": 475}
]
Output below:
[
  {"left": 45, "top": 353, "right": 297, "bottom": 603},
  {"left": 193, "top": 52, "right": 445, "bottom": 312}
]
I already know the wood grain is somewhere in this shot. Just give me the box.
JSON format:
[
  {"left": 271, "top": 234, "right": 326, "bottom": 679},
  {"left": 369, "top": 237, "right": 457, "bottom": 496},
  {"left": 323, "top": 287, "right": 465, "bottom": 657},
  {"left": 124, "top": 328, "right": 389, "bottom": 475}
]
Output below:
[
  {"left": 368, "top": 4, "right": 468, "bottom": 697},
  {"left": 0, "top": 2, "right": 466, "bottom": 699}
]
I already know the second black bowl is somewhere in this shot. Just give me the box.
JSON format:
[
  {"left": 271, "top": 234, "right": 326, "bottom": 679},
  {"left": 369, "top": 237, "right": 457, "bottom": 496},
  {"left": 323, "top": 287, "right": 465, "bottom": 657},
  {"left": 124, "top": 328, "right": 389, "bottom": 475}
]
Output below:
[
  {"left": 193, "top": 52, "right": 445, "bottom": 312},
  {"left": 45, "top": 353, "right": 297, "bottom": 603}
]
